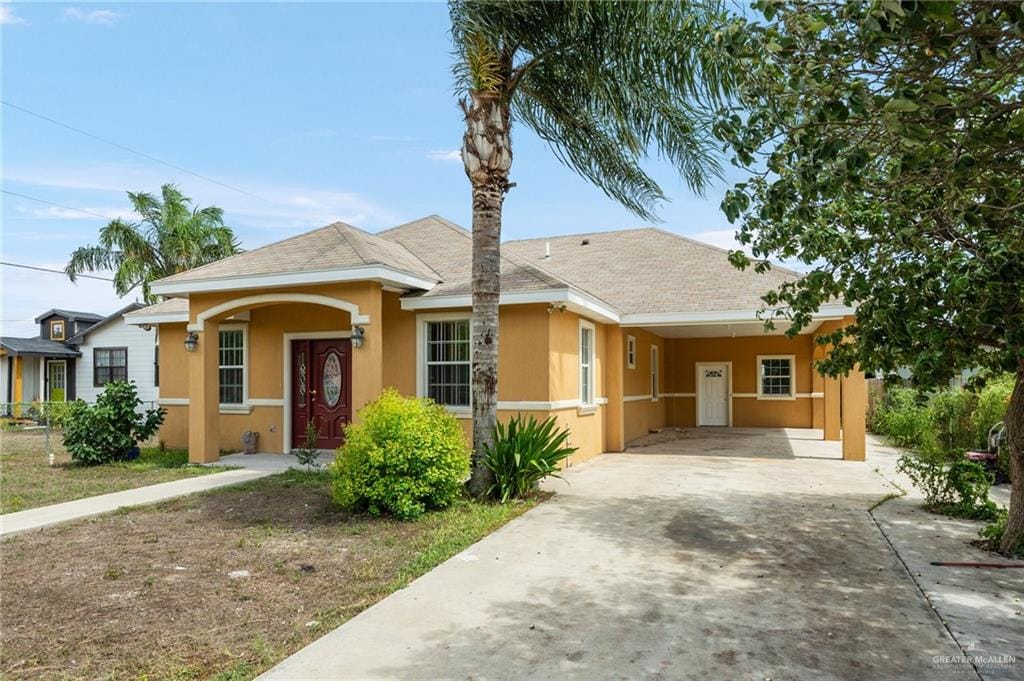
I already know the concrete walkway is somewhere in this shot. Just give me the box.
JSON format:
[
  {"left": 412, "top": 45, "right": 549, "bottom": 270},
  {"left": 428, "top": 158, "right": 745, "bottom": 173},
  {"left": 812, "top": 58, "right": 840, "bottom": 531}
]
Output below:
[
  {"left": 261, "top": 431, "right": 978, "bottom": 681},
  {"left": 0, "top": 452, "right": 331, "bottom": 537}
]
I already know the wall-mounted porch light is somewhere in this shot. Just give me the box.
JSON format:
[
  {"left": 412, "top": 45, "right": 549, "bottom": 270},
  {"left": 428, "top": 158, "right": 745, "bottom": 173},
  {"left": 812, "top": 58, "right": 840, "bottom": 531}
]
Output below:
[
  {"left": 184, "top": 332, "right": 199, "bottom": 352},
  {"left": 352, "top": 325, "right": 365, "bottom": 348}
]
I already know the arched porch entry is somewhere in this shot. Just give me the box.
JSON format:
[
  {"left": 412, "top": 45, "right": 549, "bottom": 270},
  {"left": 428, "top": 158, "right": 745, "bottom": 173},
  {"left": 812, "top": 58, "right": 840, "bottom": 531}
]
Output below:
[{"left": 184, "top": 288, "right": 383, "bottom": 463}]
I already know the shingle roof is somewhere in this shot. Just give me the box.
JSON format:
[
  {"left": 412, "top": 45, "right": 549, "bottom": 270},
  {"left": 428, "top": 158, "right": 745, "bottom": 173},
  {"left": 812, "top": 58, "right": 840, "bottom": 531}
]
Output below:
[
  {"left": 123, "top": 298, "right": 189, "bottom": 322},
  {"left": 153, "top": 222, "right": 441, "bottom": 287},
  {"left": 33, "top": 309, "right": 104, "bottom": 324},
  {"left": 504, "top": 228, "right": 801, "bottom": 315},
  {"left": 377, "top": 215, "right": 571, "bottom": 298},
  {"left": 66, "top": 303, "right": 145, "bottom": 344},
  {"left": 0, "top": 337, "right": 81, "bottom": 357}
]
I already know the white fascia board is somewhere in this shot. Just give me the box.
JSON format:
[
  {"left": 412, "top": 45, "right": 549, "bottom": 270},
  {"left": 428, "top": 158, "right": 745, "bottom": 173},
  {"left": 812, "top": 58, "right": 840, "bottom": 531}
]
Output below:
[
  {"left": 150, "top": 266, "right": 438, "bottom": 296},
  {"left": 124, "top": 311, "right": 189, "bottom": 326},
  {"left": 401, "top": 288, "right": 621, "bottom": 324},
  {"left": 620, "top": 303, "right": 856, "bottom": 327}
]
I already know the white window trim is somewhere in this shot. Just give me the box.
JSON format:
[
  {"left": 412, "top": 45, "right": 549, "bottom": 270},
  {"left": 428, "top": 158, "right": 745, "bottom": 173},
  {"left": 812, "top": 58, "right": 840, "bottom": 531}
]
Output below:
[
  {"left": 416, "top": 312, "right": 472, "bottom": 415},
  {"left": 626, "top": 334, "right": 636, "bottom": 369},
  {"left": 218, "top": 324, "right": 249, "bottom": 411},
  {"left": 650, "top": 345, "right": 660, "bottom": 401},
  {"left": 579, "top": 319, "right": 596, "bottom": 407},
  {"left": 757, "top": 354, "right": 796, "bottom": 400}
]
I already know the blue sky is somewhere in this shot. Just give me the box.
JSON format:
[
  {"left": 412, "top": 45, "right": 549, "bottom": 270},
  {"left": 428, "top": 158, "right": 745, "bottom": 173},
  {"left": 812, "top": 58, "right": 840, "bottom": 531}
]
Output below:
[{"left": 2, "top": 1, "right": 744, "bottom": 337}]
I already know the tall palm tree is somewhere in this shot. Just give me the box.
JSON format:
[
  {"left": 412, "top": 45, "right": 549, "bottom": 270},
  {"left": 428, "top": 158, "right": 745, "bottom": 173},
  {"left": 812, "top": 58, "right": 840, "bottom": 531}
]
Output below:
[
  {"left": 450, "top": 1, "right": 735, "bottom": 496},
  {"left": 65, "top": 184, "right": 241, "bottom": 303}
]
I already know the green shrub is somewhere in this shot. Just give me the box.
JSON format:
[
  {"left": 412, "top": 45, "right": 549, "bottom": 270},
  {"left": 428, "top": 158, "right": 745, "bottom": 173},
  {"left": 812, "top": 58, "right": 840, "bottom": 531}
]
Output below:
[
  {"left": 62, "top": 382, "right": 165, "bottom": 465},
  {"left": 927, "top": 388, "right": 977, "bottom": 455},
  {"left": 875, "top": 387, "right": 931, "bottom": 449},
  {"left": 980, "top": 511, "right": 1023, "bottom": 557},
  {"left": 294, "top": 420, "right": 321, "bottom": 470},
  {"left": 30, "top": 400, "right": 73, "bottom": 429},
  {"left": 482, "top": 414, "right": 578, "bottom": 502},
  {"left": 330, "top": 389, "right": 470, "bottom": 520},
  {"left": 896, "top": 453, "right": 1000, "bottom": 521}
]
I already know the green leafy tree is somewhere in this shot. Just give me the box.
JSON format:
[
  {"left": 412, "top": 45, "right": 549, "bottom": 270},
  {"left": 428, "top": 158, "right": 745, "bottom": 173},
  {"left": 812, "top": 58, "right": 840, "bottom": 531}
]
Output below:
[
  {"left": 714, "top": 1, "right": 1024, "bottom": 552},
  {"left": 66, "top": 183, "right": 240, "bottom": 303},
  {"left": 450, "top": 0, "right": 734, "bottom": 495}
]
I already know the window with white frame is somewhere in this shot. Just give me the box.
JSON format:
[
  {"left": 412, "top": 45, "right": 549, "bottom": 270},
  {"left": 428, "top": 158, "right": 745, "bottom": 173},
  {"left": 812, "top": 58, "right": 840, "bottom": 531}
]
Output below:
[
  {"left": 425, "top": 319, "right": 471, "bottom": 407},
  {"left": 650, "top": 345, "right": 660, "bottom": 400},
  {"left": 579, "top": 321, "right": 595, "bottom": 405},
  {"left": 219, "top": 328, "right": 246, "bottom": 405},
  {"left": 758, "top": 355, "right": 795, "bottom": 398},
  {"left": 626, "top": 334, "right": 636, "bottom": 369}
]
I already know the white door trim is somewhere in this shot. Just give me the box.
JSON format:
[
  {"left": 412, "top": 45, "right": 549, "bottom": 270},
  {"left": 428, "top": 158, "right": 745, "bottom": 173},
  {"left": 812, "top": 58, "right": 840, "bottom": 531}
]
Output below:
[
  {"left": 45, "top": 359, "right": 67, "bottom": 402},
  {"left": 282, "top": 330, "right": 352, "bottom": 454},
  {"left": 695, "top": 361, "right": 732, "bottom": 427}
]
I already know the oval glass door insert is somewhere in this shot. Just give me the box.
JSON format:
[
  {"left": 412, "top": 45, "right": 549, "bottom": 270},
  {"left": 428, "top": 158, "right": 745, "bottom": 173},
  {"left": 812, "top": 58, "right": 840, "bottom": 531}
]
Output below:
[{"left": 322, "top": 351, "right": 342, "bottom": 407}]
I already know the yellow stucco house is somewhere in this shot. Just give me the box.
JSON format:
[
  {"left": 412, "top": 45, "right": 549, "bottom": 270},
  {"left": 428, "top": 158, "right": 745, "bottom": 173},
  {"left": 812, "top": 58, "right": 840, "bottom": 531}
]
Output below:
[{"left": 126, "top": 215, "right": 866, "bottom": 464}]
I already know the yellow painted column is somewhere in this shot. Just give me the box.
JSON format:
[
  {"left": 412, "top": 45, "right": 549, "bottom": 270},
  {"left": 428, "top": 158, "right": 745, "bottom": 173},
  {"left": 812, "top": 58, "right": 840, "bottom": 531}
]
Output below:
[
  {"left": 351, "top": 285, "right": 383, "bottom": 417},
  {"left": 604, "top": 326, "right": 625, "bottom": 453},
  {"left": 823, "top": 374, "right": 841, "bottom": 441},
  {"left": 841, "top": 367, "right": 867, "bottom": 461},
  {"left": 13, "top": 356, "right": 23, "bottom": 417},
  {"left": 188, "top": 321, "right": 220, "bottom": 463}
]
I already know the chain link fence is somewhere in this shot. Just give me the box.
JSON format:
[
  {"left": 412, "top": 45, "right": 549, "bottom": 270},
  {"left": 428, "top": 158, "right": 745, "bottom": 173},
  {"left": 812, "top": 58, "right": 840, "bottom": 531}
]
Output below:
[{"left": 1, "top": 400, "right": 159, "bottom": 466}]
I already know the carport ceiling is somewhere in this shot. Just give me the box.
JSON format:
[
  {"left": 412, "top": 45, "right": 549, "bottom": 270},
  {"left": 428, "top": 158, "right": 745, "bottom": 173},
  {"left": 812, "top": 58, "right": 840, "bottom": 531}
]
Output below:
[{"left": 640, "top": 319, "right": 823, "bottom": 338}]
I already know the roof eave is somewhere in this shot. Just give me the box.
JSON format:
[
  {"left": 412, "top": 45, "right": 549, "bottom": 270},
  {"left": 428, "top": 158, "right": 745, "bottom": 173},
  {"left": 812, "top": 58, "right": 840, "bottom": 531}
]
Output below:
[
  {"left": 150, "top": 265, "right": 439, "bottom": 297},
  {"left": 401, "top": 287, "right": 622, "bottom": 325},
  {"left": 619, "top": 303, "right": 856, "bottom": 327}
]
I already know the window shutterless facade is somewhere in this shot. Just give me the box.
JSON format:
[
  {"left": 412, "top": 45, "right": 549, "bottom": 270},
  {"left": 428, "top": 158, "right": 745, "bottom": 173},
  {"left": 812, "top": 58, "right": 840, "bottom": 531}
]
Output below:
[
  {"left": 650, "top": 345, "right": 660, "bottom": 400},
  {"left": 50, "top": 320, "right": 65, "bottom": 341},
  {"left": 758, "top": 355, "right": 795, "bottom": 398},
  {"left": 424, "top": 318, "right": 471, "bottom": 407},
  {"left": 218, "top": 329, "right": 246, "bottom": 405},
  {"left": 626, "top": 334, "right": 636, "bottom": 369},
  {"left": 579, "top": 320, "right": 595, "bottom": 405},
  {"left": 93, "top": 347, "right": 128, "bottom": 386}
]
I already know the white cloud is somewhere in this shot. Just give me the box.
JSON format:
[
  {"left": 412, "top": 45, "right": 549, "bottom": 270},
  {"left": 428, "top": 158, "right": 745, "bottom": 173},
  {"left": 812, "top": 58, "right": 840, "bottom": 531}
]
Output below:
[
  {"left": 61, "top": 7, "right": 123, "bottom": 25},
  {"left": 3, "top": 161, "right": 402, "bottom": 234},
  {"left": 1, "top": 5, "right": 27, "bottom": 25},
  {"left": 1, "top": 261, "right": 133, "bottom": 338},
  {"left": 426, "top": 149, "right": 462, "bottom": 163}
]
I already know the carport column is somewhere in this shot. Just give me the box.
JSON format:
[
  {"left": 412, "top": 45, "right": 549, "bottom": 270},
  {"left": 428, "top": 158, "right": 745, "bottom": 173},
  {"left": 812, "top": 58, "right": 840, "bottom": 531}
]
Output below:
[
  {"left": 350, "top": 285, "right": 383, "bottom": 417},
  {"left": 604, "top": 326, "right": 625, "bottom": 452},
  {"left": 188, "top": 320, "right": 220, "bottom": 464},
  {"left": 840, "top": 367, "right": 867, "bottom": 461},
  {"left": 823, "top": 374, "right": 841, "bottom": 441}
]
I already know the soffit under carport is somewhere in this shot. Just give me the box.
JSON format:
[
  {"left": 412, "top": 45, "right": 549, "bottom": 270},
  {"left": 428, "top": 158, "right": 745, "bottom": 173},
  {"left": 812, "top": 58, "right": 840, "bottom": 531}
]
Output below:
[{"left": 637, "top": 319, "right": 824, "bottom": 339}]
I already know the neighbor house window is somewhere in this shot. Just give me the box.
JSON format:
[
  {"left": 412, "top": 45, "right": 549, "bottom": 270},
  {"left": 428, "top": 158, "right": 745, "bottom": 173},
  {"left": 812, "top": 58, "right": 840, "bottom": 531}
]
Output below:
[
  {"left": 579, "top": 321, "right": 595, "bottom": 405},
  {"left": 626, "top": 334, "right": 636, "bottom": 369},
  {"left": 758, "top": 355, "right": 795, "bottom": 398},
  {"left": 94, "top": 347, "right": 128, "bottom": 386},
  {"left": 650, "top": 345, "right": 660, "bottom": 400},
  {"left": 50, "top": 320, "right": 65, "bottom": 341},
  {"left": 424, "top": 319, "right": 470, "bottom": 407},
  {"left": 219, "top": 329, "right": 246, "bottom": 405}
]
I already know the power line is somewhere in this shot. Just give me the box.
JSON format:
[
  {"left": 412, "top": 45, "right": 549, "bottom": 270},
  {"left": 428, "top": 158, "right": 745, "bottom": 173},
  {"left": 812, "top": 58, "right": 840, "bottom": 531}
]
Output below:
[
  {"left": 1, "top": 189, "right": 116, "bottom": 221},
  {"left": 2, "top": 100, "right": 269, "bottom": 203},
  {"left": 0, "top": 261, "right": 114, "bottom": 281}
]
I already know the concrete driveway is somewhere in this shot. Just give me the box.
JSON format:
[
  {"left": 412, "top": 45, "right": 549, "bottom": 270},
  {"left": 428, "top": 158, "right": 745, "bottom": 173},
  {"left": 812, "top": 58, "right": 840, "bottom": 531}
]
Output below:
[{"left": 263, "top": 429, "right": 970, "bottom": 681}]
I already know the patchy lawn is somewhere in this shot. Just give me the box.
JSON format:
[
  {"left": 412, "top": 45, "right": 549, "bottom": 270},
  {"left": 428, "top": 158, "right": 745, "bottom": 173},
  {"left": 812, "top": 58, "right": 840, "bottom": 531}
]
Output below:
[
  {"left": 0, "top": 431, "right": 223, "bottom": 513},
  {"left": 0, "top": 469, "right": 542, "bottom": 680}
]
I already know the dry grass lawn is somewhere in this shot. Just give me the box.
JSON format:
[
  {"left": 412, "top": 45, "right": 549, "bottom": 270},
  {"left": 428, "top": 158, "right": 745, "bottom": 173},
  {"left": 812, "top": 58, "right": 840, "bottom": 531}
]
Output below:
[
  {"left": 0, "top": 469, "right": 541, "bottom": 680},
  {"left": 0, "top": 430, "right": 223, "bottom": 513}
]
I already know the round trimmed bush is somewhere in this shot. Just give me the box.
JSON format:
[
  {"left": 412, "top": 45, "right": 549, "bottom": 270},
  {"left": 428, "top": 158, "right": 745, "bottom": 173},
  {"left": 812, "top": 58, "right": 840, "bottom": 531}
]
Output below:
[{"left": 330, "top": 389, "right": 470, "bottom": 520}]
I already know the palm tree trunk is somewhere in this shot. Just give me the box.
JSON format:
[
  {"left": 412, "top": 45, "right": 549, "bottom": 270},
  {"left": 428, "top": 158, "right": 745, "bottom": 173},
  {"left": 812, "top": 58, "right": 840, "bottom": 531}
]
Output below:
[
  {"left": 462, "top": 90, "right": 512, "bottom": 497},
  {"left": 1000, "top": 362, "right": 1024, "bottom": 554}
]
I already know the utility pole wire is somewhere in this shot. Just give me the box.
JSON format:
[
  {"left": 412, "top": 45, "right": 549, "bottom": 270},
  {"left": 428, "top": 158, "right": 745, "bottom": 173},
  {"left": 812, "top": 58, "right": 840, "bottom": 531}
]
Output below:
[
  {"left": 2, "top": 100, "right": 269, "bottom": 203},
  {"left": 0, "top": 261, "right": 114, "bottom": 281},
  {"left": 1, "top": 189, "right": 117, "bottom": 220}
]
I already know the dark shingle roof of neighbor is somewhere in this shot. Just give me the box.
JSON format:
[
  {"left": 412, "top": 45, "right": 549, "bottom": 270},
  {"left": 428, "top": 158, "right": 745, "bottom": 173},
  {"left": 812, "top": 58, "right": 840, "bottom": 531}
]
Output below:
[
  {"left": 66, "top": 302, "right": 145, "bottom": 344},
  {"left": 0, "top": 337, "right": 81, "bottom": 357},
  {"left": 33, "top": 308, "right": 104, "bottom": 324}
]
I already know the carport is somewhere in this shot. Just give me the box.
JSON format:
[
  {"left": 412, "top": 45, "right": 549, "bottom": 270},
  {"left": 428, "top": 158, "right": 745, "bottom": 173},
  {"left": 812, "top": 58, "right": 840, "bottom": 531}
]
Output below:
[{"left": 609, "top": 308, "right": 867, "bottom": 461}]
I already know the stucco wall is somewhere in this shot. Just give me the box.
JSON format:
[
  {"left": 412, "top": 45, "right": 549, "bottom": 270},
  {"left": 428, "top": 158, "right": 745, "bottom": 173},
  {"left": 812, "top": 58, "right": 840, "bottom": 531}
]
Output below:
[
  {"left": 622, "top": 328, "right": 667, "bottom": 443},
  {"left": 663, "top": 334, "right": 816, "bottom": 430}
]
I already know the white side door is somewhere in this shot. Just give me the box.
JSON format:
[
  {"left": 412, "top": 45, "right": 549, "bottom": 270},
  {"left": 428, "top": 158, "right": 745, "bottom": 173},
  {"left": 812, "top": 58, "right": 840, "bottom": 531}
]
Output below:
[{"left": 698, "top": 364, "right": 729, "bottom": 426}]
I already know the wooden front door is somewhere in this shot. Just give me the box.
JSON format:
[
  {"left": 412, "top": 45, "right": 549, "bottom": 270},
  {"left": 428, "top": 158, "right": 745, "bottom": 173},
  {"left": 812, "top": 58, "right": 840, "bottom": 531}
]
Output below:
[{"left": 291, "top": 339, "right": 352, "bottom": 449}]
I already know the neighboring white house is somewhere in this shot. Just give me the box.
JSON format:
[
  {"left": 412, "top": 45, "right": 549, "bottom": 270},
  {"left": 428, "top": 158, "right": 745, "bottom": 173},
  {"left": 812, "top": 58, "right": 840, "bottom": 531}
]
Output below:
[{"left": 67, "top": 303, "right": 160, "bottom": 406}]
